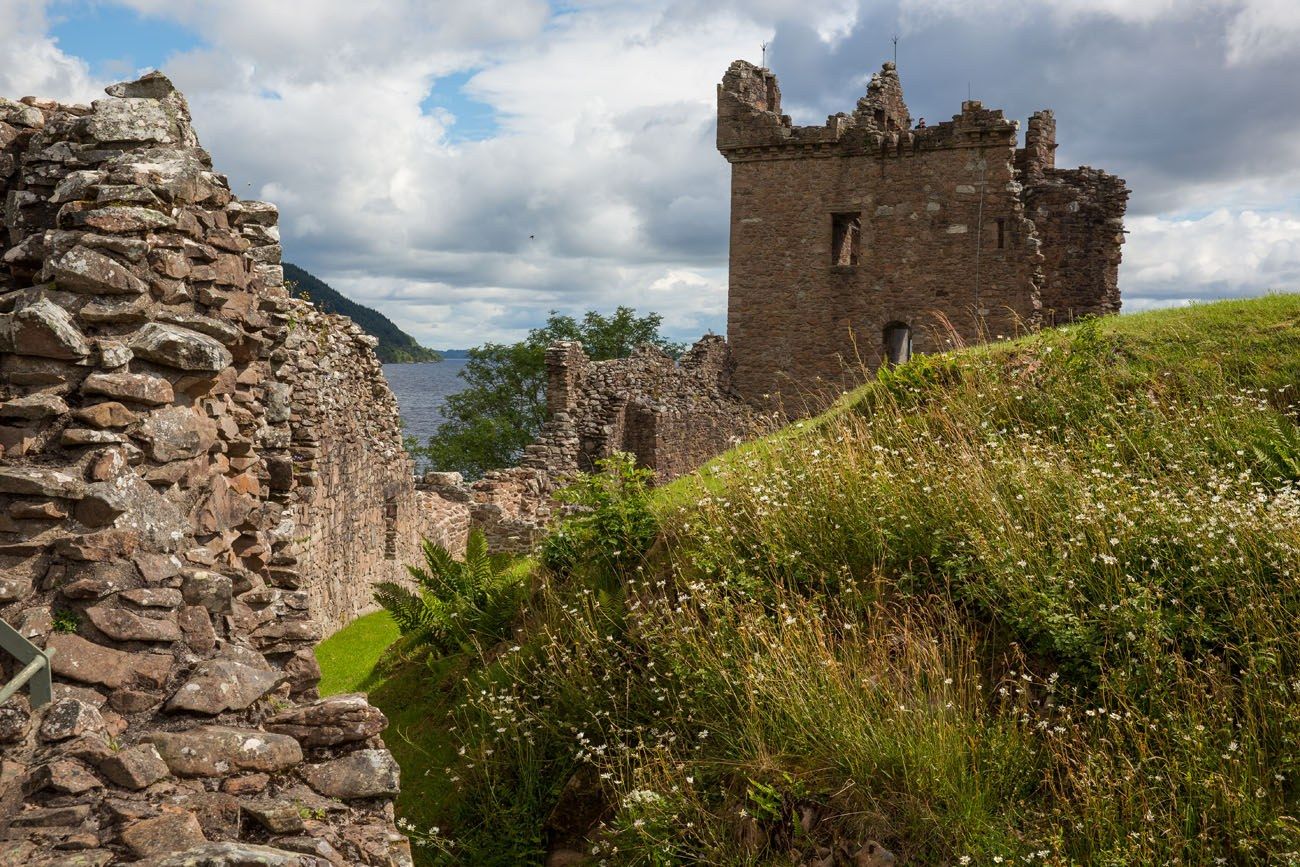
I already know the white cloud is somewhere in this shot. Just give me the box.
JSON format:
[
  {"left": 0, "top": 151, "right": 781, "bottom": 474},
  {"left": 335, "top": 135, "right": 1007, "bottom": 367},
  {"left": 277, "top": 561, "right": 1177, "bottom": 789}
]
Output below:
[
  {"left": 1123, "top": 208, "right": 1300, "bottom": 307},
  {"left": 1224, "top": 0, "right": 1300, "bottom": 64},
  {"left": 3, "top": 0, "right": 1300, "bottom": 348},
  {"left": 0, "top": 0, "right": 99, "bottom": 101}
]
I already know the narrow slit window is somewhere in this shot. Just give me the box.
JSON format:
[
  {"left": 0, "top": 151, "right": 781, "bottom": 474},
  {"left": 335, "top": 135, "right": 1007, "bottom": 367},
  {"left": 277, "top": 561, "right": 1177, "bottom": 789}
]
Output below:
[
  {"left": 996, "top": 218, "right": 1006, "bottom": 249},
  {"left": 383, "top": 494, "right": 398, "bottom": 560},
  {"left": 831, "top": 212, "right": 861, "bottom": 267}
]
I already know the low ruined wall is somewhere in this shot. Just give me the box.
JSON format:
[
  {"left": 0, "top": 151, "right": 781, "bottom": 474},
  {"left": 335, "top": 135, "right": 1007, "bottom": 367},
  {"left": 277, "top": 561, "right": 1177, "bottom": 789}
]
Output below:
[
  {"left": 524, "top": 335, "right": 762, "bottom": 484},
  {"left": 0, "top": 74, "right": 414, "bottom": 865}
]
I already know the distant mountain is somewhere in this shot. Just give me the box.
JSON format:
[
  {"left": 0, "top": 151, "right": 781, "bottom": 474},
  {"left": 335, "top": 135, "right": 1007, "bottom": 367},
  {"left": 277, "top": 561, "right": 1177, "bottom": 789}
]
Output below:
[
  {"left": 283, "top": 263, "right": 441, "bottom": 364},
  {"left": 438, "top": 349, "right": 472, "bottom": 358}
]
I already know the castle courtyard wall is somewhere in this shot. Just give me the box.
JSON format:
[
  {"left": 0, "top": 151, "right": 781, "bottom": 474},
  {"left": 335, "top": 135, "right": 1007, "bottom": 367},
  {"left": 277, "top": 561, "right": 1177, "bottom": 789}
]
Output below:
[{"left": 0, "top": 74, "right": 428, "bottom": 865}]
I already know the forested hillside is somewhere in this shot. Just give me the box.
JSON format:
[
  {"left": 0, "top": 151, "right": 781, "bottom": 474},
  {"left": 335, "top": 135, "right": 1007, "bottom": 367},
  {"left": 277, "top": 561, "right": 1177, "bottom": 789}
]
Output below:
[{"left": 284, "top": 262, "right": 440, "bottom": 363}]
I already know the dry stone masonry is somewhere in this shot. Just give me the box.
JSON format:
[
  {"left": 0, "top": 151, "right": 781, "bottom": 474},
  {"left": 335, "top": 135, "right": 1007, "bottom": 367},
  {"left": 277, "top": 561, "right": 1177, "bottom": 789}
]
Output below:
[
  {"left": 0, "top": 73, "right": 444, "bottom": 865},
  {"left": 523, "top": 336, "right": 764, "bottom": 483},
  {"left": 717, "top": 60, "right": 1129, "bottom": 407}
]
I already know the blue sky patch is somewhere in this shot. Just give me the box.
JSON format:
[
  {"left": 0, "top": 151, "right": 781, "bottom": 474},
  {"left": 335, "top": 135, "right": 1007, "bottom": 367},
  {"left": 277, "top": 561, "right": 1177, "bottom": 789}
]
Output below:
[
  {"left": 421, "top": 70, "right": 499, "bottom": 143},
  {"left": 49, "top": 0, "right": 202, "bottom": 80}
]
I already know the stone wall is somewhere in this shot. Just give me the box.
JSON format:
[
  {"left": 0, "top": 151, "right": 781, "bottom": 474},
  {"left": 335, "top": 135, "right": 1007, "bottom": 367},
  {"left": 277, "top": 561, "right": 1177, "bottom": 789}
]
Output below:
[
  {"left": 521, "top": 335, "right": 763, "bottom": 484},
  {"left": 277, "top": 301, "right": 465, "bottom": 629},
  {"left": 1025, "top": 167, "right": 1128, "bottom": 323},
  {"left": 0, "top": 74, "right": 427, "bottom": 865},
  {"left": 717, "top": 60, "right": 1129, "bottom": 408}
]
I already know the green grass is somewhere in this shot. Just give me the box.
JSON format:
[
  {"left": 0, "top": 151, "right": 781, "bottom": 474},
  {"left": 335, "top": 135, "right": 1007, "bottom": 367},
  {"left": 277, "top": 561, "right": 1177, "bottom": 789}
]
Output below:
[
  {"left": 315, "top": 610, "right": 462, "bottom": 859},
  {"left": 314, "top": 609, "right": 400, "bottom": 696},
  {"left": 319, "top": 295, "right": 1300, "bottom": 865}
]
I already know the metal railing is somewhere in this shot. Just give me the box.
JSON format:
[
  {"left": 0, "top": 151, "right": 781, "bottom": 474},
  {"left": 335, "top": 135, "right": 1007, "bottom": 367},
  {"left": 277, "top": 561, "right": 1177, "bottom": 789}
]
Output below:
[{"left": 0, "top": 619, "right": 54, "bottom": 709}]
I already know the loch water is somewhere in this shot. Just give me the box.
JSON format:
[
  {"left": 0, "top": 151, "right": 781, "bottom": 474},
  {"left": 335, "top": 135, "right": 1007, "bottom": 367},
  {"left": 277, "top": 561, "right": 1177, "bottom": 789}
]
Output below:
[{"left": 381, "top": 358, "right": 469, "bottom": 447}]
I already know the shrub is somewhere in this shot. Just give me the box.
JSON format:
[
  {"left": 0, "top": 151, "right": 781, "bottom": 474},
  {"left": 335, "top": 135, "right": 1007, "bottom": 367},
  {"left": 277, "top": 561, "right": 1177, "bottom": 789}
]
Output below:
[
  {"left": 538, "top": 452, "right": 657, "bottom": 582},
  {"left": 374, "top": 529, "right": 525, "bottom": 657}
]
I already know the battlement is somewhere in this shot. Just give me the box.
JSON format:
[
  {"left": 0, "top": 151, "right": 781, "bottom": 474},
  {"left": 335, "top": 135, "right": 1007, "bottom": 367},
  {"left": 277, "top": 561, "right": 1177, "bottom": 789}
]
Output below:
[{"left": 718, "top": 62, "right": 1023, "bottom": 163}]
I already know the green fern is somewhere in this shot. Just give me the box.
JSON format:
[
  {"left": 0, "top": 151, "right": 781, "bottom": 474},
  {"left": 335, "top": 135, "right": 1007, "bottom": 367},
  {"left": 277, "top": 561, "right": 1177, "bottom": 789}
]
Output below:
[
  {"left": 375, "top": 528, "right": 525, "bottom": 657},
  {"left": 1252, "top": 415, "right": 1300, "bottom": 483}
]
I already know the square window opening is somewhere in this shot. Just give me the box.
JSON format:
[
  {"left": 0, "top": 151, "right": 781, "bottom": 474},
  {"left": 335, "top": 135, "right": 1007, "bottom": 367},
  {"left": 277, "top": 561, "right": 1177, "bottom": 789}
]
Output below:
[{"left": 832, "top": 212, "right": 861, "bottom": 267}]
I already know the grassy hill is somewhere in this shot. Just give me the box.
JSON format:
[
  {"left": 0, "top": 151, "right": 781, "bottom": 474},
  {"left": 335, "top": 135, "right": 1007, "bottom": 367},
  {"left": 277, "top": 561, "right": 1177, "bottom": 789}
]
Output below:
[
  {"left": 319, "top": 295, "right": 1300, "bottom": 865},
  {"left": 283, "top": 262, "right": 440, "bottom": 364}
]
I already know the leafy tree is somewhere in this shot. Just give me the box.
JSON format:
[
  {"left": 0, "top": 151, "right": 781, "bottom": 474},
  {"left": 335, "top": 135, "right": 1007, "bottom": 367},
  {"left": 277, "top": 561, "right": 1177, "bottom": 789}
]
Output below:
[
  {"left": 421, "top": 307, "right": 683, "bottom": 477},
  {"left": 373, "top": 529, "right": 525, "bottom": 657}
]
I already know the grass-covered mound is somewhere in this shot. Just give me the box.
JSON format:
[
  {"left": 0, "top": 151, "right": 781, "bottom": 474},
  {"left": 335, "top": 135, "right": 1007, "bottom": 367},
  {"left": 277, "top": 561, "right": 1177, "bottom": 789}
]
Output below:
[{"left": 321, "top": 295, "right": 1300, "bottom": 865}]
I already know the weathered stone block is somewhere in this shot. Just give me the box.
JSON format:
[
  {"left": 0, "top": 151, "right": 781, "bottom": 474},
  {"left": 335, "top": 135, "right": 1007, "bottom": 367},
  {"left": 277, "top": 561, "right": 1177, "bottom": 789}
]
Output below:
[
  {"left": 165, "top": 659, "right": 284, "bottom": 715},
  {"left": 120, "top": 811, "right": 207, "bottom": 860},
  {"left": 47, "top": 633, "right": 173, "bottom": 690},
  {"left": 301, "top": 749, "right": 400, "bottom": 799},
  {"left": 72, "top": 401, "right": 138, "bottom": 428},
  {"left": 264, "top": 693, "right": 387, "bottom": 747},
  {"left": 181, "top": 569, "right": 233, "bottom": 613},
  {"left": 144, "top": 726, "right": 302, "bottom": 777},
  {"left": 82, "top": 371, "right": 174, "bottom": 405},
  {"left": 0, "top": 466, "right": 85, "bottom": 498},
  {"left": 128, "top": 322, "right": 233, "bottom": 372},
  {"left": 85, "top": 604, "right": 182, "bottom": 642},
  {"left": 48, "top": 246, "right": 149, "bottom": 295},
  {"left": 97, "top": 743, "right": 170, "bottom": 790},
  {"left": 86, "top": 97, "right": 176, "bottom": 144},
  {"left": 0, "top": 392, "right": 68, "bottom": 420},
  {"left": 39, "top": 698, "right": 106, "bottom": 742}
]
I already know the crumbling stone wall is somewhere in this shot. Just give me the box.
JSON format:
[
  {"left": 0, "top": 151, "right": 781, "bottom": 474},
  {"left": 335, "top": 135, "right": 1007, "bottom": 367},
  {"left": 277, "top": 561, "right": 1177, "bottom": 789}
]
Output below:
[
  {"left": 0, "top": 74, "right": 421, "bottom": 865},
  {"left": 521, "top": 335, "right": 763, "bottom": 483},
  {"left": 1024, "top": 167, "right": 1128, "bottom": 322},
  {"left": 717, "top": 60, "right": 1129, "bottom": 407},
  {"left": 277, "top": 301, "right": 468, "bottom": 628}
]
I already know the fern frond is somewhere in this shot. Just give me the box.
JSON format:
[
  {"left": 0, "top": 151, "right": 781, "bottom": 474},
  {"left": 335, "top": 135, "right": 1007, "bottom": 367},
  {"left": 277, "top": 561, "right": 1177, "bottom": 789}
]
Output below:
[{"left": 373, "top": 582, "right": 427, "bottom": 635}]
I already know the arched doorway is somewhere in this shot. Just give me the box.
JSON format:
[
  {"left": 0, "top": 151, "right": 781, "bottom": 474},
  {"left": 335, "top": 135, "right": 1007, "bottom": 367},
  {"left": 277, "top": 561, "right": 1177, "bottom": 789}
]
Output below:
[{"left": 883, "top": 322, "right": 912, "bottom": 365}]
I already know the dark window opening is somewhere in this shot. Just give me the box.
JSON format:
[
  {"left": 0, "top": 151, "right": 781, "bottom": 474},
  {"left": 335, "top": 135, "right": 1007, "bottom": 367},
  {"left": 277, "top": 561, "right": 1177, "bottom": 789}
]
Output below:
[
  {"left": 996, "top": 218, "right": 1006, "bottom": 249},
  {"left": 883, "top": 322, "right": 912, "bottom": 366},
  {"left": 831, "top": 213, "right": 861, "bottom": 267}
]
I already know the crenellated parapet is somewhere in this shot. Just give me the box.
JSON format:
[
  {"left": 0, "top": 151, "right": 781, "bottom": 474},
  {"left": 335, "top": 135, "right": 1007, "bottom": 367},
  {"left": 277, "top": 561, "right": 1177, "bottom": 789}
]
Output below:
[{"left": 718, "top": 62, "right": 1022, "bottom": 164}]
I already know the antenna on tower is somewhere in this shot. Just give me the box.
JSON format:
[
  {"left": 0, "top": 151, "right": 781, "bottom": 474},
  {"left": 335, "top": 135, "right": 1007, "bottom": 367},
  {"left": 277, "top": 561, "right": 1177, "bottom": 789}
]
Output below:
[
  {"left": 761, "top": 41, "right": 769, "bottom": 68},
  {"left": 892, "top": 34, "right": 898, "bottom": 65}
]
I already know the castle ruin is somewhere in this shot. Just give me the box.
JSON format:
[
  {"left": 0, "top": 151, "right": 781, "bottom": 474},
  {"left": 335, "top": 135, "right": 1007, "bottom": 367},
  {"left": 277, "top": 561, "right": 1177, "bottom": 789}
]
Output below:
[
  {"left": 0, "top": 59, "right": 1133, "bottom": 864},
  {"left": 717, "top": 60, "right": 1129, "bottom": 405},
  {"left": 0, "top": 73, "right": 451, "bottom": 865}
]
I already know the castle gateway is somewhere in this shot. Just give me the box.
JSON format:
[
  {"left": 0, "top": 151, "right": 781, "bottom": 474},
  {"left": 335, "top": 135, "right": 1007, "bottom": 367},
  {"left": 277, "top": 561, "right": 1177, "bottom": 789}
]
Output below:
[{"left": 717, "top": 60, "right": 1129, "bottom": 407}]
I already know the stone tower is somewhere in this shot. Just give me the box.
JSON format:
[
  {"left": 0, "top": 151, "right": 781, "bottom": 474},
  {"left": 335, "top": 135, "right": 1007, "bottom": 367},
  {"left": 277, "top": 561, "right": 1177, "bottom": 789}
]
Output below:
[{"left": 717, "top": 60, "right": 1129, "bottom": 407}]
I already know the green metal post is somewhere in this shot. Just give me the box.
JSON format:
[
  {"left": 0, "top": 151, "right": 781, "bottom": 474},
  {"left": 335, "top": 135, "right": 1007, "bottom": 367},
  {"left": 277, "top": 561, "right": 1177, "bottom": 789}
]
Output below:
[{"left": 0, "top": 619, "right": 55, "bottom": 709}]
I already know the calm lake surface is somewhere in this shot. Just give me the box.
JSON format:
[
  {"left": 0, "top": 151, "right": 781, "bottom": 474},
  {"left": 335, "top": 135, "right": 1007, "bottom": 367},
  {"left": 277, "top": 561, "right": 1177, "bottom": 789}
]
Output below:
[{"left": 382, "top": 358, "right": 469, "bottom": 447}]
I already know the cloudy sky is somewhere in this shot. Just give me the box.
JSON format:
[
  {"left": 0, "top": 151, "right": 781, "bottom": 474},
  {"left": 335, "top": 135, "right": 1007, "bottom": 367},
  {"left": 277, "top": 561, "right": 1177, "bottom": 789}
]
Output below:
[{"left": 3, "top": 0, "right": 1299, "bottom": 347}]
